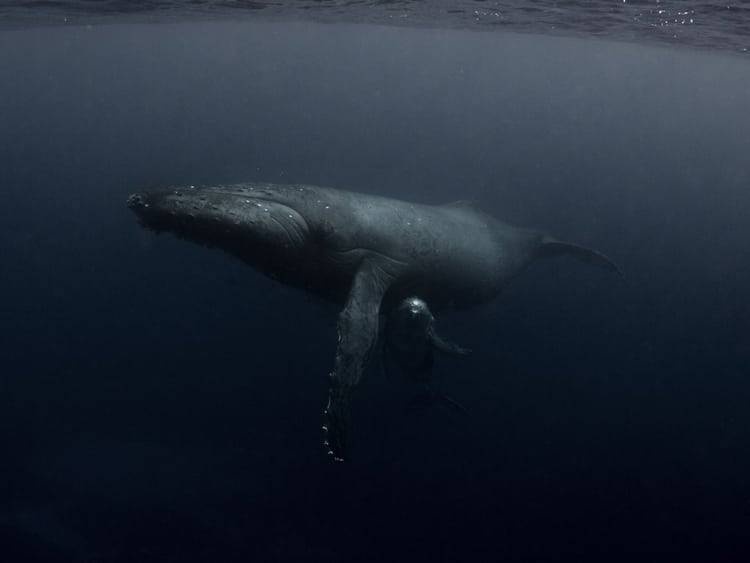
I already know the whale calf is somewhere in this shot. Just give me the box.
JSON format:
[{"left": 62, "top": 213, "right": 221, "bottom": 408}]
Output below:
[
  {"left": 127, "top": 182, "right": 620, "bottom": 461},
  {"left": 382, "top": 296, "right": 471, "bottom": 414}
]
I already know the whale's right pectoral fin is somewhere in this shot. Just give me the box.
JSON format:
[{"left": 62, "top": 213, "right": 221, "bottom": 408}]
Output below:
[{"left": 323, "top": 258, "right": 397, "bottom": 462}]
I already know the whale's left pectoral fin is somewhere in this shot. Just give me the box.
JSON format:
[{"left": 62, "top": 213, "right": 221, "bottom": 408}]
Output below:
[
  {"left": 539, "top": 236, "right": 623, "bottom": 277},
  {"left": 428, "top": 326, "right": 472, "bottom": 357},
  {"left": 323, "top": 258, "right": 396, "bottom": 462}
]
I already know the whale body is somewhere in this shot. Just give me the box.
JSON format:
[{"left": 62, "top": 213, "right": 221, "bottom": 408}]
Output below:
[{"left": 127, "top": 182, "right": 620, "bottom": 460}]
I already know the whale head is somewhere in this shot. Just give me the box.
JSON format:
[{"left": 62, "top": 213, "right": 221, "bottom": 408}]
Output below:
[{"left": 127, "top": 184, "right": 326, "bottom": 282}]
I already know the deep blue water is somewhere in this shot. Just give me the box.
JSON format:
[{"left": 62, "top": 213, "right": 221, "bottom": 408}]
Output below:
[{"left": 2, "top": 17, "right": 750, "bottom": 563}]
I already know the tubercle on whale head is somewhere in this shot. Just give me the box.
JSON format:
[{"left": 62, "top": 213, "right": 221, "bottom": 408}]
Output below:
[
  {"left": 126, "top": 192, "right": 147, "bottom": 211},
  {"left": 127, "top": 191, "right": 167, "bottom": 233}
]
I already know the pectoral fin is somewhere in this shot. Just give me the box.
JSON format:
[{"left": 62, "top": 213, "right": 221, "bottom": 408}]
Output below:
[
  {"left": 323, "top": 258, "right": 397, "bottom": 462},
  {"left": 539, "top": 236, "right": 623, "bottom": 277},
  {"left": 428, "top": 326, "right": 472, "bottom": 356}
]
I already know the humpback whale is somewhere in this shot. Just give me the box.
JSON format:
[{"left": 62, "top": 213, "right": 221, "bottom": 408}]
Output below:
[
  {"left": 382, "top": 296, "right": 471, "bottom": 414},
  {"left": 127, "top": 182, "right": 620, "bottom": 461}
]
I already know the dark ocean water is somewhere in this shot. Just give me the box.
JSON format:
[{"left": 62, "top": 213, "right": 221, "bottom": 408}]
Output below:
[{"left": 1, "top": 7, "right": 750, "bottom": 563}]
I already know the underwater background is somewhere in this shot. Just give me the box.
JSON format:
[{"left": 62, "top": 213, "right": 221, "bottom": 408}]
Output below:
[{"left": 2, "top": 3, "right": 750, "bottom": 561}]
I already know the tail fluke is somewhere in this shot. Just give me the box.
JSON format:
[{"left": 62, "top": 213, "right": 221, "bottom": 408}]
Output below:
[{"left": 539, "top": 236, "right": 623, "bottom": 277}]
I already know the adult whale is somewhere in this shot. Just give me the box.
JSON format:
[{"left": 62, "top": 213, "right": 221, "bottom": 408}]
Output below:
[{"left": 127, "top": 182, "right": 620, "bottom": 461}]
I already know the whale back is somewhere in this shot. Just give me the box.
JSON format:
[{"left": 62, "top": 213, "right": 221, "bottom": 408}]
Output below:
[{"left": 422, "top": 201, "right": 622, "bottom": 306}]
